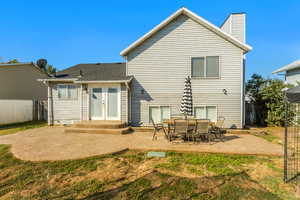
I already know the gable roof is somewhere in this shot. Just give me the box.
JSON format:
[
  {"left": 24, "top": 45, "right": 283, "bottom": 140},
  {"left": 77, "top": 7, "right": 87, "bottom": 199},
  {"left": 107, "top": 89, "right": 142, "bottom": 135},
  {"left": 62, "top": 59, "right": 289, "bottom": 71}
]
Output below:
[
  {"left": 0, "top": 62, "right": 50, "bottom": 77},
  {"left": 272, "top": 60, "right": 300, "bottom": 74},
  {"left": 42, "top": 63, "right": 133, "bottom": 83},
  {"left": 120, "top": 7, "right": 252, "bottom": 56}
]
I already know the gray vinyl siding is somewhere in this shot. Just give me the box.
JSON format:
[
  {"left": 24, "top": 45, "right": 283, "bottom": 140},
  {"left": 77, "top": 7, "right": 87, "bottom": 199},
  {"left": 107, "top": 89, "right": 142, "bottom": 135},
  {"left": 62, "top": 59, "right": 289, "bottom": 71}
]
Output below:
[
  {"left": 51, "top": 83, "right": 81, "bottom": 124},
  {"left": 220, "top": 14, "right": 245, "bottom": 43},
  {"left": 286, "top": 68, "right": 300, "bottom": 85},
  {"left": 0, "top": 64, "right": 48, "bottom": 100},
  {"left": 121, "top": 84, "right": 128, "bottom": 123},
  {"left": 220, "top": 16, "right": 231, "bottom": 35},
  {"left": 231, "top": 14, "right": 245, "bottom": 43},
  {"left": 63, "top": 83, "right": 128, "bottom": 123},
  {"left": 127, "top": 14, "right": 244, "bottom": 128}
]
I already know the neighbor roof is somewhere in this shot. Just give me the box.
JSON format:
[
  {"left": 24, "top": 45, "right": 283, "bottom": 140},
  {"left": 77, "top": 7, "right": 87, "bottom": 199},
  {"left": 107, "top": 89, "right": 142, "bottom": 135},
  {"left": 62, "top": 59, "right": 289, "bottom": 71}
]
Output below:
[
  {"left": 272, "top": 60, "right": 300, "bottom": 74},
  {"left": 0, "top": 62, "right": 50, "bottom": 76},
  {"left": 43, "top": 63, "right": 133, "bottom": 83},
  {"left": 120, "top": 7, "right": 252, "bottom": 56}
]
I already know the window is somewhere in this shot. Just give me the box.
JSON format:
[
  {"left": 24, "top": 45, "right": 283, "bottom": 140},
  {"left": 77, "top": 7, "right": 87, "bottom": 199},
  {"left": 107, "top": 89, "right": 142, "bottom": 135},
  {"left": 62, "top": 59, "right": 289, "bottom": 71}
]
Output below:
[
  {"left": 149, "top": 106, "right": 170, "bottom": 123},
  {"left": 194, "top": 106, "right": 217, "bottom": 122},
  {"left": 191, "top": 56, "right": 219, "bottom": 78},
  {"left": 58, "top": 84, "right": 78, "bottom": 99}
]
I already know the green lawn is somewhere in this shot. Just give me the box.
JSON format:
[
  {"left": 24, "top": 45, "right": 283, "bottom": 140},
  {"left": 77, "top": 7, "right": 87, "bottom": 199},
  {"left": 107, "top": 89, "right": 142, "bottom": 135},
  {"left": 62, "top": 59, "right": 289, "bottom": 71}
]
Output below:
[
  {"left": 0, "top": 145, "right": 297, "bottom": 200},
  {"left": 0, "top": 121, "right": 47, "bottom": 136}
]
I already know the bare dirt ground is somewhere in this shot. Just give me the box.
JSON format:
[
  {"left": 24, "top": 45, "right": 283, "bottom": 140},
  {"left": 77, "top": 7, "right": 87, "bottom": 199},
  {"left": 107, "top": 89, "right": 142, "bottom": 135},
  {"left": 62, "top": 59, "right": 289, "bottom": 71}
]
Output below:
[{"left": 0, "top": 126, "right": 283, "bottom": 161}]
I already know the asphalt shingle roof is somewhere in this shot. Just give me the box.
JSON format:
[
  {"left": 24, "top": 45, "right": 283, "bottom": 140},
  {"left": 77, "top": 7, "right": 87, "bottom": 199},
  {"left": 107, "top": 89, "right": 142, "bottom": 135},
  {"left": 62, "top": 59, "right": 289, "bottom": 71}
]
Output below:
[{"left": 54, "top": 62, "right": 132, "bottom": 81}]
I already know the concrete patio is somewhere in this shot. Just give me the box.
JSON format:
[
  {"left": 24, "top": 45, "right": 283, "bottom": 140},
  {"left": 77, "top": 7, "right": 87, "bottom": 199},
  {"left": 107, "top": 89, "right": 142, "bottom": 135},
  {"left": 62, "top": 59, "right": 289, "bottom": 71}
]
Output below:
[{"left": 0, "top": 126, "right": 283, "bottom": 161}]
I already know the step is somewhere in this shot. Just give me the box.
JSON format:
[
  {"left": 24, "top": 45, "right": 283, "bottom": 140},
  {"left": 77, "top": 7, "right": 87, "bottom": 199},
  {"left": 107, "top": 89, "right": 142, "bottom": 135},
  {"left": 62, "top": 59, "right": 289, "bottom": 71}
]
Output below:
[
  {"left": 131, "top": 126, "right": 154, "bottom": 132},
  {"left": 64, "top": 127, "right": 132, "bottom": 135},
  {"left": 72, "top": 120, "right": 126, "bottom": 129}
]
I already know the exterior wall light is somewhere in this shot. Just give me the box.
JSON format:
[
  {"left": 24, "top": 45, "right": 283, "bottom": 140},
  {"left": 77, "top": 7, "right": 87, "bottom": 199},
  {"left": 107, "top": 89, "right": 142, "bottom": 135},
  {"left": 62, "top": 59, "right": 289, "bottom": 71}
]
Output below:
[{"left": 223, "top": 89, "right": 228, "bottom": 95}]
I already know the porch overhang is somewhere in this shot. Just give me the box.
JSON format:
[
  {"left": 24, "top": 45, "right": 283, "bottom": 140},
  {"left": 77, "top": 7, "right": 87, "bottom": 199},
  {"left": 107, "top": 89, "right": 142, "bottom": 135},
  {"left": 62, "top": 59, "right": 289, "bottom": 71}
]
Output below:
[
  {"left": 74, "top": 78, "right": 133, "bottom": 84},
  {"left": 37, "top": 78, "right": 78, "bottom": 82}
]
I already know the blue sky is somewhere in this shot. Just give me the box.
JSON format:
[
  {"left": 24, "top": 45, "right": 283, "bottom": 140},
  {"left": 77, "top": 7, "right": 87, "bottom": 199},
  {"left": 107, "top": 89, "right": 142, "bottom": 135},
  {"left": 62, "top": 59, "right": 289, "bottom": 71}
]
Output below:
[{"left": 1, "top": 0, "right": 300, "bottom": 80}]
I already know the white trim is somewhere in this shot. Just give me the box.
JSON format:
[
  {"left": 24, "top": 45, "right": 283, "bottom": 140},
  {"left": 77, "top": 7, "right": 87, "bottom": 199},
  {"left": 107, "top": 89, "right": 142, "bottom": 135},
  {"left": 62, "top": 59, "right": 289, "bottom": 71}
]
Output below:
[{"left": 120, "top": 7, "right": 252, "bottom": 56}]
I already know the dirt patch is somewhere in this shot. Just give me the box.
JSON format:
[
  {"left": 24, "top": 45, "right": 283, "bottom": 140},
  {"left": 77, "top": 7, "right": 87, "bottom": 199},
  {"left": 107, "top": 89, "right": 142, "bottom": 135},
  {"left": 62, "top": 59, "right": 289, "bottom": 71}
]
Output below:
[{"left": 88, "top": 171, "right": 282, "bottom": 200}]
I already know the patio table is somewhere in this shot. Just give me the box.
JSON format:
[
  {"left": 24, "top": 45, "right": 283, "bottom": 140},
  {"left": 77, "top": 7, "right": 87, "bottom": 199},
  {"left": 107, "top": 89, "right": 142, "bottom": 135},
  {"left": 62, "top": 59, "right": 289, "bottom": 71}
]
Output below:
[
  {"left": 163, "top": 119, "right": 215, "bottom": 126},
  {"left": 162, "top": 119, "right": 215, "bottom": 136}
]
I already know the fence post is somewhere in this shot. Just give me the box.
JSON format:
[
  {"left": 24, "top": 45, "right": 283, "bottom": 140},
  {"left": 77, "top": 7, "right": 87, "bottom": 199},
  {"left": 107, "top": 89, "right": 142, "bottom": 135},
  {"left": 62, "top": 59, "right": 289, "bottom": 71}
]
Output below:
[{"left": 284, "top": 101, "right": 288, "bottom": 183}]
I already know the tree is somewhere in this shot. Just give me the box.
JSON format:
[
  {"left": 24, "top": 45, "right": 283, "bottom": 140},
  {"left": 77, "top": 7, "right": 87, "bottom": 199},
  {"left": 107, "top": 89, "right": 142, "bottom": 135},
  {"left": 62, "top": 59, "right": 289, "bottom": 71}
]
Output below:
[
  {"left": 260, "top": 79, "right": 292, "bottom": 126},
  {"left": 36, "top": 59, "right": 48, "bottom": 70},
  {"left": 245, "top": 74, "right": 268, "bottom": 126},
  {"left": 36, "top": 59, "right": 57, "bottom": 75},
  {"left": 46, "top": 64, "right": 56, "bottom": 75},
  {"left": 246, "top": 74, "right": 267, "bottom": 103},
  {"left": 0, "top": 58, "right": 19, "bottom": 64}
]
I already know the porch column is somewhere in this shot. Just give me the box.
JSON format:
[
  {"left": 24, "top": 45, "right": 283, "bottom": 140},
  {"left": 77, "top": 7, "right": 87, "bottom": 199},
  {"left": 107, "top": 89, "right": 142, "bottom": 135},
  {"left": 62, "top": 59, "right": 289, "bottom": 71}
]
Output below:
[{"left": 47, "top": 82, "right": 54, "bottom": 125}]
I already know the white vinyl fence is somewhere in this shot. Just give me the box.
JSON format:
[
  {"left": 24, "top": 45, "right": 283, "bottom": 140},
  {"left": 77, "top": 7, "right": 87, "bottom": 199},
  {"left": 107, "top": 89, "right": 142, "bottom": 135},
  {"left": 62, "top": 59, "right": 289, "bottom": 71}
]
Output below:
[{"left": 0, "top": 100, "right": 47, "bottom": 125}]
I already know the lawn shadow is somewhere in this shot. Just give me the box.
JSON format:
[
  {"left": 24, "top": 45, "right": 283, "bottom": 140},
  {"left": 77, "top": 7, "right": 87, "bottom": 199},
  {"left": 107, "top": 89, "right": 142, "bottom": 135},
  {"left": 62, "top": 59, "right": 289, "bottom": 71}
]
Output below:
[
  {"left": 81, "top": 170, "right": 282, "bottom": 200},
  {"left": 223, "top": 135, "right": 240, "bottom": 141}
]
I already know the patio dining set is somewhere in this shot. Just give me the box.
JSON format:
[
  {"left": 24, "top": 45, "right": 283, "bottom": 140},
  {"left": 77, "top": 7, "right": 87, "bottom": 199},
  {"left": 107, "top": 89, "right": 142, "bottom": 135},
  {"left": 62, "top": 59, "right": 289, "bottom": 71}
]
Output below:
[{"left": 151, "top": 116, "right": 226, "bottom": 143}]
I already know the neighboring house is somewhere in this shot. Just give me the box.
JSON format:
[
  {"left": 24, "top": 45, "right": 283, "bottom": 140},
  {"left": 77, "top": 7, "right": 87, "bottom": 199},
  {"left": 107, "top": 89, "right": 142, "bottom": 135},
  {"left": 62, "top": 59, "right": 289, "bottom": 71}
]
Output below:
[
  {"left": 39, "top": 7, "right": 252, "bottom": 128},
  {"left": 272, "top": 60, "right": 300, "bottom": 85},
  {"left": 0, "top": 62, "right": 49, "bottom": 100}
]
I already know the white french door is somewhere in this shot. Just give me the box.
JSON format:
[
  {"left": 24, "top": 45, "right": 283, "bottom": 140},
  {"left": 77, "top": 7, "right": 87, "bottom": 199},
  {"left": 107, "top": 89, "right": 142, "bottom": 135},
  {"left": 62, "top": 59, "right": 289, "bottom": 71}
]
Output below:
[{"left": 90, "top": 86, "right": 120, "bottom": 120}]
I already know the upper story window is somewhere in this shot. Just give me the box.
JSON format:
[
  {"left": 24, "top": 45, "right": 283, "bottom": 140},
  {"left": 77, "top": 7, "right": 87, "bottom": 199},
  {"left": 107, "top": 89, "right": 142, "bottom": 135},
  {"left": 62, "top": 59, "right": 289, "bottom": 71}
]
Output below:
[
  {"left": 58, "top": 84, "right": 78, "bottom": 100},
  {"left": 191, "top": 56, "right": 220, "bottom": 78}
]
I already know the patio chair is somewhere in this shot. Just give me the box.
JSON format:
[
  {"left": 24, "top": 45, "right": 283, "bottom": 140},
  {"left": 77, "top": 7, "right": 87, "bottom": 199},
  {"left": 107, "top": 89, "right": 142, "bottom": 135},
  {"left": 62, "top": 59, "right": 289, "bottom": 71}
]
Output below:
[
  {"left": 187, "top": 119, "right": 196, "bottom": 141},
  {"left": 193, "top": 120, "right": 213, "bottom": 143},
  {"left": 210, "top": 116, "right": 226, "bottom": 142},
  {"left": 169, "top": 119, "right": 188, "bottom": 141},
  {"left": 151, "top": 119, "right": 167, "bottom": 140}
]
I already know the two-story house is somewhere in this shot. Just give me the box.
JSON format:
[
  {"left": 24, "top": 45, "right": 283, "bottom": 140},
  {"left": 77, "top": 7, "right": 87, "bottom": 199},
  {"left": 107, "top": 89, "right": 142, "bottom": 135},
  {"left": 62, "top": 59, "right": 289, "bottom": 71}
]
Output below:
[{"left": 40, "top": 7, "right": 252, "bottom": 128}]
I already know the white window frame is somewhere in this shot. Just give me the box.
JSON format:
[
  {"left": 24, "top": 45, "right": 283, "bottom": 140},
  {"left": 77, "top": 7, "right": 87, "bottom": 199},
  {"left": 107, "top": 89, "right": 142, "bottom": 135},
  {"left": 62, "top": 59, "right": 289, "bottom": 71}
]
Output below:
[
  {"left": 191, "top": 56, "right": 220, "bottom": 79},
  {"left": 149, "top": 105, "right": 171, "bottom": 123},
  {"left": 193, "top": 105, "right": 218, "bottom": 122},
  {"left": 57, "top": 84, "right": 78, "bottom": 100}
]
